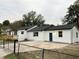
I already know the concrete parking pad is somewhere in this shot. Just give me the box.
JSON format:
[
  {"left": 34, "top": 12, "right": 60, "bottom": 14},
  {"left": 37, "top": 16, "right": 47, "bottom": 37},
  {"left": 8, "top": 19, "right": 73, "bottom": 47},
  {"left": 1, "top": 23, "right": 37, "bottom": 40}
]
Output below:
[
  {"left": 19, "top": 41, "right": 69, "bottom": 49},
  {"left": 0, "top": 41, "right": 69, "bottom": 53},
  {"left": 0, "top": 47, "right": 12, "bottom": 59}
]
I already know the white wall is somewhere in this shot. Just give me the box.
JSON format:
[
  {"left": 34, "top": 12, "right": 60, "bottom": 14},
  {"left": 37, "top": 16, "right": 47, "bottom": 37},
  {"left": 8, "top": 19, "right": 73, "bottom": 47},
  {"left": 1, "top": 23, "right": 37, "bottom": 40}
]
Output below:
[
  {"left": 17, "top": 26, "right": 37, "bottom": 41},
  {"left": 71, "top": 27, "right": 79, "bottom": 43},
  {"left": 27, "top": 30, "right": 71, "bottom": 43},
  {"left": 44, "top": 30, "right": 71, "bottom": 43},
  {"left": 17, "top": 30, "right": 27, "bottom": 41},
  {"left": 44, "top": 26, "right": 79, "bottom": 43},
  {"left": 27, "top": 31, "right": 45, "bottom": 41}
]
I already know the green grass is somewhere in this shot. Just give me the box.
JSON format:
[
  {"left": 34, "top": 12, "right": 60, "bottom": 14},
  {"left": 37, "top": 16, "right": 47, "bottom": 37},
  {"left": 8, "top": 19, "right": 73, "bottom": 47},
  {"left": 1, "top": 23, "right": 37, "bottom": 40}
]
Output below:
[
  {"left": 4, "top": 51, "right": 41, "bottom": 59},
  {"left": 4, "top": 53, "right": 18, "bottom": 59}
]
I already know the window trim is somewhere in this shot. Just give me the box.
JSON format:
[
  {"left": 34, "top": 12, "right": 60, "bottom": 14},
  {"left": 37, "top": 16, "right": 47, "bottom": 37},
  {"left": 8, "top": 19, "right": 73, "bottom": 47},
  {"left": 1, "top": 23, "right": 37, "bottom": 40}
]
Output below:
[
  {"left": 21, "top": 31, "right": 24, "bottom": 34},
  {"left": 33, "top": 32, "right": 38, "bottom": 37},
  {"left": 58, "top": 31, "right": 63, "bottom": 37}
]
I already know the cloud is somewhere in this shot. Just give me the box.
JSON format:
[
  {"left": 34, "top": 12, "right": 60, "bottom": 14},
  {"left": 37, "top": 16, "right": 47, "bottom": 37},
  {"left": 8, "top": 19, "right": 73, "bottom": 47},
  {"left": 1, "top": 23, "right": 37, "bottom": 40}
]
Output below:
[{"left": 0, "top": 0, "right": 75, "bottom": 25}]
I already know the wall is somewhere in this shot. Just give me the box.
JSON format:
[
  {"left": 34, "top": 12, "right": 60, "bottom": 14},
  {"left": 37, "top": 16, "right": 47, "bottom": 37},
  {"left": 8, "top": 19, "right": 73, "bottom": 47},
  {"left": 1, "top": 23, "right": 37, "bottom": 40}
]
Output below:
[
  {"left": 17, "top": 30, "right": 27, "bottom": 41},
  {"left": 27, "top": 30, "right": 71, "bottom": 43},
  {"left": 71, "top": 27, "right": 79, "bottom": 43},
  {"left": 27, "top": 31, "right": 45, "bottom": 41},
  {"left": 44, "top": 30, "right": 71, "bottom": 43}
]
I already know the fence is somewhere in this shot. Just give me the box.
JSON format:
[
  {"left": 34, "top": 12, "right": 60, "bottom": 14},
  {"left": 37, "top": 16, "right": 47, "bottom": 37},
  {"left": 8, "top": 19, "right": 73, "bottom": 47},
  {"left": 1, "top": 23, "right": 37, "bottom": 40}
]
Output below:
[
  {"left": 44, "top": 49, "right": 79, "bottom": 59},
  {"left": 0, "top": 40, "right": 18, "bottom": 53},
  {"left": 1, "top": 41, "right": 79, "bottom": 59},
  {"left": 17, "top": 42, "right": 79, "bottom": 59},
  {"left": 17, "top": 43, "right": 44, "bottom": 59}
]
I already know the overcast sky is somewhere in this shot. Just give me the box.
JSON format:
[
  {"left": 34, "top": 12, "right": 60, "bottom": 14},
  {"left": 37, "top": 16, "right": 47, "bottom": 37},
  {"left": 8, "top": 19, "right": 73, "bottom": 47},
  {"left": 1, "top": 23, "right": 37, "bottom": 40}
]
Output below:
[{"left": 0, "top": 0, "right": 76, "bottom": 25}]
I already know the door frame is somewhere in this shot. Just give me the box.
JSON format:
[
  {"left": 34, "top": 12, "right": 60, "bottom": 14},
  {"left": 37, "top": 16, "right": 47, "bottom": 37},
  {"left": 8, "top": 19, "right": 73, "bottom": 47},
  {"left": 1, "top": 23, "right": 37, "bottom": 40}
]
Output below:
[{"left": 49, "top": 33, "right": 53, "bottom": 42}]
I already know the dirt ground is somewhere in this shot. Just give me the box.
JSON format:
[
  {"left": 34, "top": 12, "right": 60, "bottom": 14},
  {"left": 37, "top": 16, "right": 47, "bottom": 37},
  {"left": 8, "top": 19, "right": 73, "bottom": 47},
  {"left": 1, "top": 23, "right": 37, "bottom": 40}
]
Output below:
[
  {"left": 3, "top": 41, "right": 79, "bottom": 59},
  {"left": 19, "top": 41, "right": 79, "bottom": 56}
]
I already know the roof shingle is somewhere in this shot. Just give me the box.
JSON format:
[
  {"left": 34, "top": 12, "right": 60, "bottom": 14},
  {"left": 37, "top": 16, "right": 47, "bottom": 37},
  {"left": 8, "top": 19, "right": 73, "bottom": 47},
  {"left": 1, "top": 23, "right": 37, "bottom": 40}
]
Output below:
[{"left": 27, "top": 24, "right": 75, "bottom": 32}]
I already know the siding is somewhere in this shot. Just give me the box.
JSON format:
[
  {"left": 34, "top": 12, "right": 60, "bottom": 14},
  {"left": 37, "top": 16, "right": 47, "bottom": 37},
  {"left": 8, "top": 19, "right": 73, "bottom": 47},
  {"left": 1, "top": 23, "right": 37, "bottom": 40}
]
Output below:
[
  {"left": 27, "top": 31, "right": 45, "bottom": 41},
  {"left": 71, "top": 27, "right": 79, "bottom": 43},
  {"left": 17, "top": 30, "right": 27, "bottom": 41},
  {"left": 44, "top": 30, "right": 71, "bottom": 43}
]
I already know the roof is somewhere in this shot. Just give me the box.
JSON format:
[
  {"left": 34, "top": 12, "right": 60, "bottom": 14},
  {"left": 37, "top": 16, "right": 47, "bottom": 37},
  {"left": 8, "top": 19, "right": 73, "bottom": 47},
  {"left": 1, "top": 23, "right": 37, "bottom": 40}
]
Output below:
[
  {"left": 27, "top": 25, "right": 53, "bottom": 32},
  {"left": 28, "top": 24, "right": 75, "bottom": 32},
  {"left": 18, "top": 26, "right": 33, "bottom": 30},
  {"left": 46, "top": 24, "right": 75, "bottom": 31}
]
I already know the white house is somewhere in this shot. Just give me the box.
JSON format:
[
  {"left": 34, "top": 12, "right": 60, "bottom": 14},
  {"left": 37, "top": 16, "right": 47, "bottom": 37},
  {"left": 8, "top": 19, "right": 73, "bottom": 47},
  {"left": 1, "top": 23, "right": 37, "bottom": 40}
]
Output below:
[
  {"left": 27, "top": 24, "right": 79, "bottom": 43},
  {"left": 27, "top": 25, "right": 53, "bottom": 41},
  {"left": 17, "top": 26, "right": 37, "bottom": 41},
  {"left": 1, "top": 27, "right": 18, "bottom": 40},
  {"left": 2, "top": 27, "right": 16, "bottom": 36},
  {"left": 5, "top": 28, "right": 15, "bottom": 36}
]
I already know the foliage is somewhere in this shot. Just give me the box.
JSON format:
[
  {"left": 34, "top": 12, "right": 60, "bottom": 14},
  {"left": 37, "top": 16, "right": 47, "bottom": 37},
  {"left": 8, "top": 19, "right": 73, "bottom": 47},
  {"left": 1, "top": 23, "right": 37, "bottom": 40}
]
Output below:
[
  {"left": 63, "top": 0, "right": 79, "bottom": 28},
  {"left": 0, "top": 11, "right": 45, "bottom": 32},
  {"left": 0, "top": 23, "right": 2, "bottom": 34},
  {"left": 3, "top": 20, "right": 10, "bottom": 26},
  {"left": 11, "top": 20, "right": 25, "bottom": 31},
  {"left": 0, "top": 34, "right": 16, "bottom": 40},
  {"left": 23, "top": 11, "right": 45, "bottom": 26}
]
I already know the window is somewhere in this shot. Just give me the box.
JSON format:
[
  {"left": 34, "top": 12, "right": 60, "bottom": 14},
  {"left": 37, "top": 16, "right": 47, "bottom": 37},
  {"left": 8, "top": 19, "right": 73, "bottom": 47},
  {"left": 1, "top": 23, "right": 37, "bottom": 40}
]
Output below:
[
  {"left": 76, "top": 32, "right": 78, "bottom": 38},
  {"left": 58, "top": 31, "right": 63, "bottom": 37},
  {"left": 21, "top": 31, "right": 24, "bottom": 34},
  {"left": 33, "top": 32, "right": 38, "bottom": 36}
]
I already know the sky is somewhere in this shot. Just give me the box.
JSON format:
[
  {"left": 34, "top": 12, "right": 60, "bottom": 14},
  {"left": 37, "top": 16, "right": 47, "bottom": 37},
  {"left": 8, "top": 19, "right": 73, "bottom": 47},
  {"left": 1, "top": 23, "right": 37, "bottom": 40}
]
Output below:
[{"left": 0, "top": 0, "right": 76, "bottom": 25}]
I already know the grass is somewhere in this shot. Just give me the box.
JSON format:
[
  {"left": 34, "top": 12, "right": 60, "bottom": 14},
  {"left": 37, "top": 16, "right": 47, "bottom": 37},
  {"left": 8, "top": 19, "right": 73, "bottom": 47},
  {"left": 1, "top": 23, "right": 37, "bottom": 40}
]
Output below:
[
  {"left": 4, "top": 51, "right": 41, "bottom": 59},
  {"left": 4, "top": 49, "right": 79, "bottom": 59},
  {"left": 4, "top": 43, "right": 79, "bottom": 59},
  {"left": 4, "top": 53, "right": 18, "bottom": 59}
]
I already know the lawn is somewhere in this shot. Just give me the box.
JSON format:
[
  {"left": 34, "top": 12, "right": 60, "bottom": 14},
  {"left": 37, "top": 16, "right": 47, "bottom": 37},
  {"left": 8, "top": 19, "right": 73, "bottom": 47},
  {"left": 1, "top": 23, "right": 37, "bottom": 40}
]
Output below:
[
  {"left": 4, "top": 50, "right": 42, "bottom": 59},
  {"left": 4, "top": 49, "right": 79, "bottom": 59},
  {"left": 4, "top": 53, "right": 18, "bottom": 59}
]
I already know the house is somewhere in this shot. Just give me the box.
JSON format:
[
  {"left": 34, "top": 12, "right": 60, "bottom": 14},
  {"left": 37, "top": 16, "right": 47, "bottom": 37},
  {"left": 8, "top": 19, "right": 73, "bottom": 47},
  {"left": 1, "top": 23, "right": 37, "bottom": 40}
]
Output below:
[
  {"left": 5, "top": 28, "right": 15, "bottom": 36},
  {"left": 27, "top": 25, "right": 53, "bottom": 41},
  {"left": 2, "top": 27, "right": 16, "bottom": 36},
  {"left": 1, "top": 27, "right": 18, "bottom": 40},
  {"left": 27, "top": 24, "right": 79, "bottom": 43},
  {"left": 17, "top": 26, "right": 37, "bottom": 41}
]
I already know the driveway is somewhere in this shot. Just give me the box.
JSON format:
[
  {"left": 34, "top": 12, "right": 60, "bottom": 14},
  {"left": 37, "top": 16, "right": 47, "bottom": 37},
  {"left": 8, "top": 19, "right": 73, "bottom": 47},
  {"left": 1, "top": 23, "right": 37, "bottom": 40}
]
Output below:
[
  {"left": 0, "top": 46, "right": 12, "bottom": 59},
  {"left": 18, "top": 41, "right": 69, "bottom": 52},
  {"left": 0, "top": 41, "right": 68, "bottom": 53},
  {"left": 19, "top": 41, "right": 68, "bottom": 49}
]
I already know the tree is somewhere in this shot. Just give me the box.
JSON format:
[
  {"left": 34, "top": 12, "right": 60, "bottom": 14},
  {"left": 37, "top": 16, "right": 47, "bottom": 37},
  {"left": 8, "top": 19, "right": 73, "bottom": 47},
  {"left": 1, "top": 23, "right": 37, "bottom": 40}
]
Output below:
[
  {"left": 23, "top": 11, "right": 45, "bottom": 26},
  {"left": 11, "top": 20, "right": 25, "bottom": 31},
  {"left": 3, "top": 20, "right": 10, "bottom": 26},
  {"left": 63, "top": 0, "right": 79, "bottom": 28},
  {"left": 0, "top": 23, "right": 2, "bottom": 34}
]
